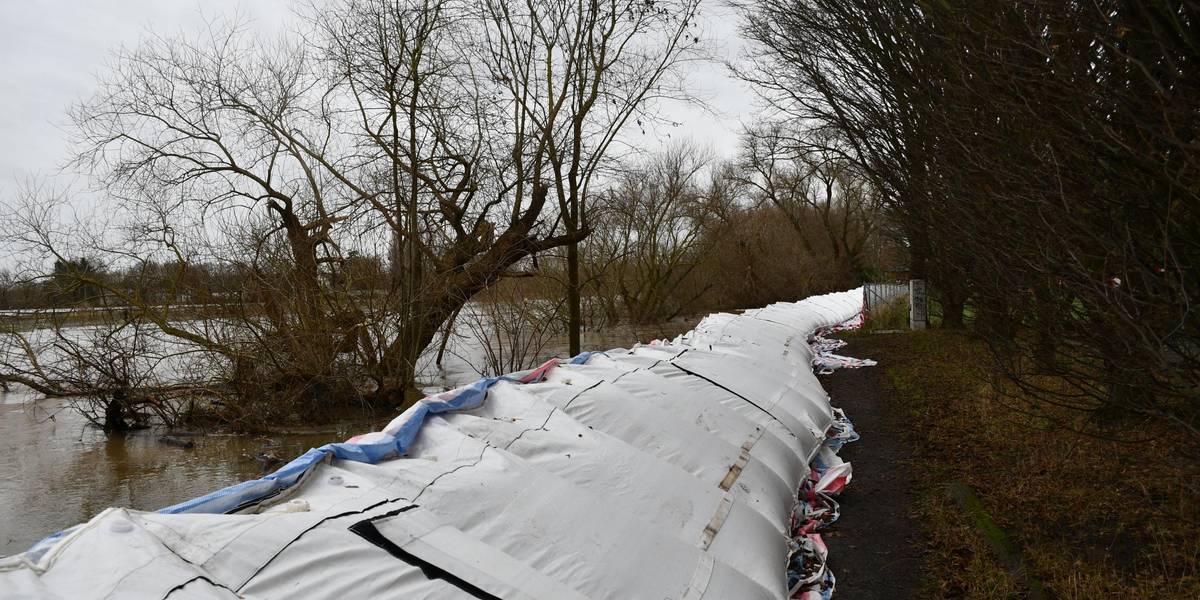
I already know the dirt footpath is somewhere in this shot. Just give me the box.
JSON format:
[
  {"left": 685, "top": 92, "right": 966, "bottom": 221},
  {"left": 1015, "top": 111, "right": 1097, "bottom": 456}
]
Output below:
[{"left": 819, "top": 335, "right": 922, "bottom": 599}]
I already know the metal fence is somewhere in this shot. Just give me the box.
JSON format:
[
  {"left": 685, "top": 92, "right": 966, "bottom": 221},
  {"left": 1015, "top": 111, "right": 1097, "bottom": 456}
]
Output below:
[{"left": 863, "top": 281, "right": 909, "bottom": 315}]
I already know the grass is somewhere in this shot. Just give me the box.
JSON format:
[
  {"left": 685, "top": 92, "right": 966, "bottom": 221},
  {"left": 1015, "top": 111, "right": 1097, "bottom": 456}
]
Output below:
[
  {"left": 849, "top": 329, "right": 1200, "bottom": 598},
  {"left": 861, "top": 296, "right": 911, "bottom": 331}
]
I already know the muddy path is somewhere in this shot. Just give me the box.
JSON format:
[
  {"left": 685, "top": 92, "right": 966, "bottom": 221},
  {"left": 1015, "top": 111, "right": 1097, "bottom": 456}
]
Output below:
[{"left": 820, "top": 334, "right": 923, "bottom": 599}]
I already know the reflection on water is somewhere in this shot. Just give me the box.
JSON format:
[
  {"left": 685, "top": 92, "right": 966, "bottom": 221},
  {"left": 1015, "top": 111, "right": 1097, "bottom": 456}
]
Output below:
[
  {"left": 0, "top": 318, "right": 695, "bottom": 557},
  {"left": 0, "top": 390, "right": 353, "bottom": 556}
]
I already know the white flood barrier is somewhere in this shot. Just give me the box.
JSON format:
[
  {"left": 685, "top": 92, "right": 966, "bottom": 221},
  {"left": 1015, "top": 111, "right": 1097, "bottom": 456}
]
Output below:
[{"left": 1, "top": 289, "right": 869, "bottom": 600}]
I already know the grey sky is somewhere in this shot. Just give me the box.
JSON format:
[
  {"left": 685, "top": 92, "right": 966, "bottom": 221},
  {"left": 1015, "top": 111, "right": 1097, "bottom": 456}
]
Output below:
[{"left": 0, "top": 1, "right": 755, "bottom": 201}]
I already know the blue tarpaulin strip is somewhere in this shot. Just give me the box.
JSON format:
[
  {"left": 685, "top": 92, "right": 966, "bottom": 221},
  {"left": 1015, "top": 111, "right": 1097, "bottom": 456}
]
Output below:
[{"left": 156, "top": 353, "right": 594, "bottom": 515}]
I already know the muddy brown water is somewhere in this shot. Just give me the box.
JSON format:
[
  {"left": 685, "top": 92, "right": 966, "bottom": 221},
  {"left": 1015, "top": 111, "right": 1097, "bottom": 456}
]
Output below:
[
  {"left": 0, "top": 390, "right": 360, "bottom": 556},
  {"left": 0, "top": 319, "right": 696, "bottom": 557}
]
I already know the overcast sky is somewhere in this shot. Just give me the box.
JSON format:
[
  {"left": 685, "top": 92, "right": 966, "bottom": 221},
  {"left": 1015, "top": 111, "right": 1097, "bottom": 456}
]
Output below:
[{"left": 0, "top": 0, "right": 756, "bottom": 203}]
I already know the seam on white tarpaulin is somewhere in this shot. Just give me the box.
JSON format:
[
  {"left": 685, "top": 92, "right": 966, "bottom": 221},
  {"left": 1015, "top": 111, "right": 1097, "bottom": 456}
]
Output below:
[
  {"left": 719, "top": 427, "right": 766, "bottom": 491},
  {"left": 668, "top": 359, "right": 803, "bottom": 444},
  {"left": 682, "top": 553, "right": 715, "bottom": 600},
  {"left": 699, "top": 495, "right": 734, "bottom": 551}
]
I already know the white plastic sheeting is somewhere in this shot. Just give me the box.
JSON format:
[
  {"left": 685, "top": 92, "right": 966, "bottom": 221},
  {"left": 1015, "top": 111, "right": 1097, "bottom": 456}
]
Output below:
[{"left": 0, "top": 289, "right": 867, "bottom": 600}]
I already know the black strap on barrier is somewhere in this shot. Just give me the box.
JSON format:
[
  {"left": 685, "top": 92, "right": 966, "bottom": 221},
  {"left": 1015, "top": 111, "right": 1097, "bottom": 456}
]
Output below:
[{"left": 347, "top": 505, "right": 501, "bottom": 600}]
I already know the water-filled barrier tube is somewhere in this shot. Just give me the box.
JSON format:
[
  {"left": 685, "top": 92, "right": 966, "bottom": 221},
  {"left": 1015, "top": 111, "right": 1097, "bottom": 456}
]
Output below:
[{"left": 0, "top": 289, "right": 869, "bottom": 599}]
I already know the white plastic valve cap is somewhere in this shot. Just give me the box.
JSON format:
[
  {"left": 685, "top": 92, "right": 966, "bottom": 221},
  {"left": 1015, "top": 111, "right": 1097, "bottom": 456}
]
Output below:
[{"left": 109, "top": 520, "right": 133, "bottom": 534}]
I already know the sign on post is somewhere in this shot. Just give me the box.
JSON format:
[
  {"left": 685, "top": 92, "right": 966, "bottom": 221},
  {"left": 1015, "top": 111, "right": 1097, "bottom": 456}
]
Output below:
[{"left": 910, "top": 279, "right": 927, "bottom": 330}]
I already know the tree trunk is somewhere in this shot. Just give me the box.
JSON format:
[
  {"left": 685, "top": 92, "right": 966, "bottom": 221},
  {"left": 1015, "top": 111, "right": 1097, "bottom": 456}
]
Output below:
[
  {"left": 103, "top": 389, "right": 130, "bottom": 433},
  {"left": 942, "top": 299, "right": 965, "bottom": 329},
  {"left": 1031, "top": 282, "right": 1057, "bottom": 371},
  {"left": 567, "top": 240, "right": 582, "bottom": 356},
  {"left": 435, "top": 305, "right": 462, "bottom": 368},
  {"left": 940, "top": 282, "right": 968, "bottom": 329}
]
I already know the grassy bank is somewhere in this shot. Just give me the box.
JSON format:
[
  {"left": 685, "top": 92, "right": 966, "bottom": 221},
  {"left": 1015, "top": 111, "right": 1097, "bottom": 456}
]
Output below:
[{"left": 851, "top": 330, "right": 1200, "bottom": 598}]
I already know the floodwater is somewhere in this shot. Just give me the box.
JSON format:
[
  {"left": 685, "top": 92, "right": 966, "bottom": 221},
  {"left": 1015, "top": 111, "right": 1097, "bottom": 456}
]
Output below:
[
  {"left": 0, "top": 318, "right": 695, "bottom": 556},
  {"left": 0, "top": 390, "right": 354, "bottom": 556}
]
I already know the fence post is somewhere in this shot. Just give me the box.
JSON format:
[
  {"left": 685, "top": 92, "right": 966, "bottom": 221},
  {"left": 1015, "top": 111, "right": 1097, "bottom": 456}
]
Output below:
[{"left": 909, "top": 279, "right": 927, "bottom": 330}]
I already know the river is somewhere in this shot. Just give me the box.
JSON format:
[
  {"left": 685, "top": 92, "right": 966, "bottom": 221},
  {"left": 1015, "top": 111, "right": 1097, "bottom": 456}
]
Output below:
[{"left": 0, "top": 317, "right": 695, "bottom": 556}]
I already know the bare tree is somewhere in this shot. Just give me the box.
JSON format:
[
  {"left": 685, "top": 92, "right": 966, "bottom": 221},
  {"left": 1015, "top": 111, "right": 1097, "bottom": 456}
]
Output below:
[
  {"left": 0, "top": 0, "right": 704, "bottom": 430},
  {"left": 478, "top": 0, "right": 703, "bottom": 354},
  {"left": 594, "top": 142, "right": 714, "bottom": 322},
  {"left": 738, "top": 125, "right": 881, "bottom": 282},
  {"left": 737, "top": 0, "right": 1200, "bottom": 440},
  {"left": 454, "top": 282, "right": 565, "bottom": 377}
]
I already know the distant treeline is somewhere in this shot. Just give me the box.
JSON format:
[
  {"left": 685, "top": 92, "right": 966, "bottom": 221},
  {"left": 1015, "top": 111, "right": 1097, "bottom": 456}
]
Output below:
[
  {"left": 0, "top": 255, "right": 388, "bottom": 312},
  {"left": 2, "top": 144, "right": 901, "bottom": 320}
]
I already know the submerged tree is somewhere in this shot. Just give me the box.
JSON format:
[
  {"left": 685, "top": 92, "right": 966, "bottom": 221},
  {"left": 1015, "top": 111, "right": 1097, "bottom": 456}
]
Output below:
[{"left": 1, "top": 0, "right": 702, "bottom": 427}]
